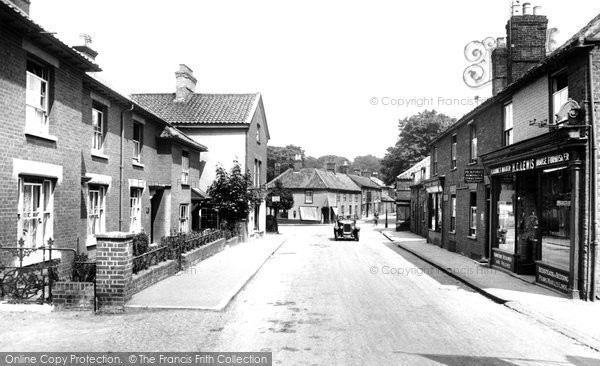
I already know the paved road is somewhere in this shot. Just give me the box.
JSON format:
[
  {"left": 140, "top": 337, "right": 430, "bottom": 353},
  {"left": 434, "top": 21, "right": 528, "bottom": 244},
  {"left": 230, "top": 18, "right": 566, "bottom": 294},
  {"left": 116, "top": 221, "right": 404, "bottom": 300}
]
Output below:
[{"left": 1, "top": 224, "right": 599, "bottom": 365}]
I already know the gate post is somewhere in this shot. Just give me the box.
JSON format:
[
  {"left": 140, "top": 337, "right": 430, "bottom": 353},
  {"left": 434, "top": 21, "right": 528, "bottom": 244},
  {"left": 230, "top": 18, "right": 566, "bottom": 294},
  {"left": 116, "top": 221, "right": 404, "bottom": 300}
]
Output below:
[{"left": 95, "top": 232, "right": 134, "bottom": 313}]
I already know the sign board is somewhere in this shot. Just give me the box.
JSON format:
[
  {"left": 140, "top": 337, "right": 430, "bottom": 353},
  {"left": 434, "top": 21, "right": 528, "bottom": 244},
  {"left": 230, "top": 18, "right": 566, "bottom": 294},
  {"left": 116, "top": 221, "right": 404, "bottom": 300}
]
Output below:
[
  {"left": 492, "top": 249, "right": 516, "bottom": 272},
  {"left": 464, "top": 169, "right": 484, "bottom": 183},
  {"left": 536, "top": 262, "right": 569, "bottom": 294},
  {"left": 490, "top": 153, "right": 570, "bottom": 175},
  {"left": 556, "top": 200, "right": 571, "bottom": 207},
  {"left": 271, "top": 196, "right": 280, "bottom": 202}
]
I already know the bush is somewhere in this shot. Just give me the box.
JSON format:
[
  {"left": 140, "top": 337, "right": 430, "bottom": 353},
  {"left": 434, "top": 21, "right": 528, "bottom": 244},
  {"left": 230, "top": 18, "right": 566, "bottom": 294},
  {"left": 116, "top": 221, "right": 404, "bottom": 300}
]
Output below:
[
  {"left": 133, "top": 232, "right": 150, "bottom": 257},
  {"left": 72, "top": 253, "right": 96, "bottom": 282}
]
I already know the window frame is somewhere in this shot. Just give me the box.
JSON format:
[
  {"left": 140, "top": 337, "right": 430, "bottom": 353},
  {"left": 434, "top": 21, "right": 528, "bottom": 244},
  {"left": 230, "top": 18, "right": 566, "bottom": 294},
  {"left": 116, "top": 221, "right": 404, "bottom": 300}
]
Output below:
[
  {"left": 305, "top": 190, "right": 313, "bottom": 204},
  {"left": 503, "top": 102, "right": 514, "bottom": 146},
  {"left": 450, "top": 194, "right": 456, "bottom": 233},
  {"left": 181, "top": 150, "right": 190, "bottom": 185},
  {"left": 451, "top": 134, "right": 457, "bottom": 170},
  {"left": 88, "top": 185, "right": 106, "bottom": 241},
  {"left": 91, "top": 104, "right": 105, "bottom": 153},
  {"left": 551, "top": 71, "right": 569, "bottom": 124},
  {"left": 469, "top": 123, "right": 478, "bottom": 163},
  {"left": 432, "top": 146, "right": 438, "bottom": 175},
  {"left": 129, "top": 188, "right": 142, "bottom": 233},
  {"left": 132, "top": 122, "right": 143, "bottom": 163},
  {"left": 179, "top": 204, "right": 189, "bottom": 233},
  {"left": 469, "top": 192, "right": 477, "bottom": 237},
  {"left": 25, "top": 59, "right": 50, "bottom": 135},
  {"left": 18, "top": 177, "right": 54, "bottom": 248}
]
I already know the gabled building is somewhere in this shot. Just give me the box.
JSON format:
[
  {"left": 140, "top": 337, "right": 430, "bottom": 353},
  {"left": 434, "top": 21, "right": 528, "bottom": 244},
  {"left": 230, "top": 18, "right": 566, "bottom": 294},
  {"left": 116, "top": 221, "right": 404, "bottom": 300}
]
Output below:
[
  {"left": 132, "top": 65, "right": 269, "bottom": 236},
  {"left": 426, "top": 1, "right": 600, "bottom": 299},
  {"left": 267, "top": 162, "right": 361, "bottom": 223},
  {"left": 0, "top": 0, "right": 207, "bottom": 277},
  {"left": 396, "top": 156, "right": 430, "bottom": 232},
  {"left": 347, "top": 173, "right": 383, "bottom": 218}
]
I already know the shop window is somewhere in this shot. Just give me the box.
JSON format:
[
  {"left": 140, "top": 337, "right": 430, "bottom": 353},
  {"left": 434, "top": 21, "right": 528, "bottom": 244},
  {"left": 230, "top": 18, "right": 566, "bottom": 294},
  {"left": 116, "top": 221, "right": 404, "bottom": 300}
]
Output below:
[
  {"left": 133, "top": 122, "right": 143, "bottom": 163},
  {"left": 469, "top": 123, "right": 477, "bottom": 163},
  {"left": 469, "top": 192, "right": 477, "bottom": 237},
  {"left": 305, "top": 190, "right": 313, "bottom": 204},
  {"left": 451, "top": 135, "right": 457, "bottom": 169},
  {"left": 428, "top": 193, "right": 442, "bottom": 232},
  {"left": 503, "top": 103, "right": 513, "bottom": 146},
  {"left": 88, "top": 186, "right": 106, "bottom": 240},
  {"left": 25, "top": 60, "right": 50, "bottom": 135},
  {"left": 496, "top": 179, "right": 516, "bottom": 253},
  {"left": 552, "top": 72, "right": 569, "bottom": 124},
  {"left": 129, "top": 188, "right": 142, "bottom": 233},
  {"left": 179, "top": 204, "right": 189, "bottom": 233},
  {"left": 18, "top": 178, "right": 53, "bottom": 248},
  {"left": 450, "top": 194, "right": 456, "bottom": 232},
  {"left": 541, "top": 168, "right": 571, "bottom": 269}
]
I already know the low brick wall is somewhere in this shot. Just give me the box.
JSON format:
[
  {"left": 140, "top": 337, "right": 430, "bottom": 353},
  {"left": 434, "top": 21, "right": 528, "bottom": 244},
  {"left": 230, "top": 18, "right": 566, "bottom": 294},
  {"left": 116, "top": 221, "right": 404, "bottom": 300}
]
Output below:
[
  {"left": 181, "top": 236, "right": 240, "bottom": 269},
  {"left": 128, "top": 260, "right": 179, "bottom": 297},
  {"left": 52, "top": 281, "right": 95, "bottom": 311}
]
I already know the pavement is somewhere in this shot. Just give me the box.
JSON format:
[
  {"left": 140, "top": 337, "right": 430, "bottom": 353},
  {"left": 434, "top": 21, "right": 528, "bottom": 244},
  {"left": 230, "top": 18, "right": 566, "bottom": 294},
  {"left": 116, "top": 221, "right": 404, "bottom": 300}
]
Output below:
[
  {"left": 380, "top": 227, "right": 600, "bottom": 352},
  {"left": 125, "top": 233, "right": 289, "bottom": 311}
]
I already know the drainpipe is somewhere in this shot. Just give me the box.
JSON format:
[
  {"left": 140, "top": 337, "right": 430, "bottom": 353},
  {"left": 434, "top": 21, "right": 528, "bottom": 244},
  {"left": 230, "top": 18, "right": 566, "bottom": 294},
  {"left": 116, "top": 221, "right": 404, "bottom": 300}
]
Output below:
[
  {"left": 588, "top": 50, "right": 598, "bottom": 301},
  {"left": 119, "top": 104, "right": 135, "bottom": 231}
]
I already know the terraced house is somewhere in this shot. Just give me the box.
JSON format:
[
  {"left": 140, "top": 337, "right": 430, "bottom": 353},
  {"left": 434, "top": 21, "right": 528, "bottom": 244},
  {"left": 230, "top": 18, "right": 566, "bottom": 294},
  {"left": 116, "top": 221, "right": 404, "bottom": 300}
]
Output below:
[
  {"left": 132, "top": 65, "right": 270, "bottom": 237},
  {"left": 424, "top": 1, "right": 600, "bottom": 300},
  {"left": 0, "top": 0, "right": 207, "bottom": 276}
]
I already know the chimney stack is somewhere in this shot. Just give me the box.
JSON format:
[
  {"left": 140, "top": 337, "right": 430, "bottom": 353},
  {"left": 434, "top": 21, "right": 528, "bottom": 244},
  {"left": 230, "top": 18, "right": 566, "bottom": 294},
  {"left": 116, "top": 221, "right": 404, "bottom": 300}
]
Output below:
[
  {"left": 361, "top": 170, "right": 372, "bottom": 178},
  {"left": 505, "top": 0, "right": 548, "bottom": 84},
  {"left": 175, "top": 64, "right": 197, "bottom": 102},
  {"left": 339, "top": 161, "right": 349, "bottom": 174},
  {"left": 73, "top": 34, "right": 98, "bottom": 62},
  {"left": 9, "top": 0, "right": 30, "bottom": 14},
  {"left": 491, "top": 37, "right": 508, "bottom": 95},
  {"left": 293, "top": 154, "right": 303, "bottom": 172},
  {"left": 326, "top": 162, "right": 336, "bottom": 173}
]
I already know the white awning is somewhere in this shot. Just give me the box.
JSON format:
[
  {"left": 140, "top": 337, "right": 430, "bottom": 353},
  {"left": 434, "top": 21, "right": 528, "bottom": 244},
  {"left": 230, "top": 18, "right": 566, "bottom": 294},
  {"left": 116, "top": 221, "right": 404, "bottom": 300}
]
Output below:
[
  {"left": 300, "top": 206, "right": 320, "bottom": 221},
  {"left": 331, "top": 207, "right": 339, "bottom": 215}
]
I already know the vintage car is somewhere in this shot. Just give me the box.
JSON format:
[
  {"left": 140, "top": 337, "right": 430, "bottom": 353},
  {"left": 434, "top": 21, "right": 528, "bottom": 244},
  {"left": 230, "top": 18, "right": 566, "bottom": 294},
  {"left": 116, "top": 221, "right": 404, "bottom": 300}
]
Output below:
[{"left": 334, "top": 219, "right": 360, "bottom": 241}]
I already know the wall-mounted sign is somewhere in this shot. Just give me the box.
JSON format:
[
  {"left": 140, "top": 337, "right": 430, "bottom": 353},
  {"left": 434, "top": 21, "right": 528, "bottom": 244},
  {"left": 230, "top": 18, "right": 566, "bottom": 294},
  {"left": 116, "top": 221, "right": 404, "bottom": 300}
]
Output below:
[
  {"left": 464, "top": 169, "right": 484, "bottom": 183},
  {"left": 271, "top": 196, "right": 280, "bottom": 202},
  {"left": 490, "top": 153, "right": 570, "bottom": 175},
  {"left": 556, "top": 200, "right": 571, "bottom": 207}
]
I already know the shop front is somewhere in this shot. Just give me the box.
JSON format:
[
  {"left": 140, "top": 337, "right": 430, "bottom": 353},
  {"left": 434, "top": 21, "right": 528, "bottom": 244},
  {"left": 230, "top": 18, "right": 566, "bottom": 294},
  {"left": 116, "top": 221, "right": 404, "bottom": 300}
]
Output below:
[{"left": 482, "top": 132, "right": 586, "bottom": 297}]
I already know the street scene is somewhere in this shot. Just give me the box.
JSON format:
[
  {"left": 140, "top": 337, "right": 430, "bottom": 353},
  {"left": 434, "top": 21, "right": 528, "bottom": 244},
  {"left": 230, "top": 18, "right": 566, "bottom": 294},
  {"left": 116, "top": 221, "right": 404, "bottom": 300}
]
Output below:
[{"left": 2, "top": 0, "right": 600, "bottom": 365}]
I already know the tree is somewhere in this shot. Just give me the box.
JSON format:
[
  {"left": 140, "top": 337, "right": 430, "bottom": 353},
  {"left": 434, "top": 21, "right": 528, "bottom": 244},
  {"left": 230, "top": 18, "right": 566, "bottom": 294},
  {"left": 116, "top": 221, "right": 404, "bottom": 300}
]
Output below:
[
  {"left": 304, "top": 156, "right": 320, "bottom": 169},
  {"left": 316, "top": 155, "right": 350, "bottom": 169},
  {"left": 381, "top": 110, "right": 455, "bottom": 184},
  {"left": 266, "top": 180, "right": 294, "bottom": 233},
  {"left": 267, "top": 145, "right": 305, "bottom": 182},
  {"left": 351, "top": 155, "right": 382, "bottom": 174},
  {"left": 207, "top": 162, "right": 264, "bottom": 230}
]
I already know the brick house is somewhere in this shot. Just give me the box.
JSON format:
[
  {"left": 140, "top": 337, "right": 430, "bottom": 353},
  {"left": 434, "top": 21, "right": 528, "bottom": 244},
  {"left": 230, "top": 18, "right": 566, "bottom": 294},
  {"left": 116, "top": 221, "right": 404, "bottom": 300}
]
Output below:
[
  {"left": 425, "top": 1, "right": 600, "bottom": 299},
  {"left": 0, "top": 0, "right": 207, "bottom": 275},
  {"left": 132, "top": 65, "right": 270, "bottom": 236},
  {"left": 267, "top": 162, "right": 362, "bottom": 223},
  {"left": 347, "top": 173, "right": 383, "bottom": 218}
]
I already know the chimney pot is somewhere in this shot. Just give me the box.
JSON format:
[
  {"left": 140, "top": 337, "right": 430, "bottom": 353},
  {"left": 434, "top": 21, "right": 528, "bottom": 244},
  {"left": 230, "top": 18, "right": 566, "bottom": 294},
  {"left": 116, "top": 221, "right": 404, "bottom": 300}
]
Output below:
[
  {"left": 175, "top": 64, "right": 197, "bottom": 102},
  {"left": 523, "top": 3, "right": 532, "bottom": 15},
  {"left": 533, "top": 6, "right": 542, "bottom": 15}
]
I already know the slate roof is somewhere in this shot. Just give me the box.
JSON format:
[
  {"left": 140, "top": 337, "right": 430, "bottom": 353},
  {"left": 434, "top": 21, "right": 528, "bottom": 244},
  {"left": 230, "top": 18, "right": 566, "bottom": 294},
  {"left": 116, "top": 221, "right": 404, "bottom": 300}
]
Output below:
[
  {"left": 131, "top": 93, "right": 261, "bottom": 125},
  {"left": 347, "top": 174, "right": 382, "bottom": 189},
  {"left": 268, "top": 168, "right": 361, "bottom": 192}
]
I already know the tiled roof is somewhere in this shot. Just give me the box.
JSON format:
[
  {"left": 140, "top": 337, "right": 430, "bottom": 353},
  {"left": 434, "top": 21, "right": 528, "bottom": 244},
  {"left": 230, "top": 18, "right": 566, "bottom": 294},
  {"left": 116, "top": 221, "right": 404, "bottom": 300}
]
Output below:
[
  {"left": 268, "top": 168, "right": 361, "bottom": 192},
  {"left": 131, "top": 93, "right": 260, "bottom": 125},
  {"left": 347, "top": 174, "right": 382, "bottom": 189}
]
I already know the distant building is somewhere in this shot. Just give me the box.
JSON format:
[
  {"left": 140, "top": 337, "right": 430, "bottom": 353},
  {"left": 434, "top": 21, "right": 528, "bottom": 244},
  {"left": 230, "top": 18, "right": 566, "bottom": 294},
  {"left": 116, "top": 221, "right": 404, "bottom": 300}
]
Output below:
[
  {"left": 396, "top": 157, "right": 430, "bottom": 232},
  {"left": 347, "top": 172, "right": 383, "bottom": 218}
]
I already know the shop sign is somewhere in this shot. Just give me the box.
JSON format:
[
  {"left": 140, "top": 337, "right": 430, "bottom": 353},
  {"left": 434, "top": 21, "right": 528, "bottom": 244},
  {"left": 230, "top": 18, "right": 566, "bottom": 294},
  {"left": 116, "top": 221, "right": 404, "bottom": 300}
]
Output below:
[
  {"left": 492, "top": 250, "right": 515, "bottom": 272},
  {"left": 536, "top": 263, "right": 569, "bottom": 294},
  {"left": 556, "top": 200, "right": 571, "bottom": 207},
  {"left": 490, "top": 153, "right": 570, "bottom": 175},
  {"left": 464, "top": 169, "right": 484, "bottom": 183}
]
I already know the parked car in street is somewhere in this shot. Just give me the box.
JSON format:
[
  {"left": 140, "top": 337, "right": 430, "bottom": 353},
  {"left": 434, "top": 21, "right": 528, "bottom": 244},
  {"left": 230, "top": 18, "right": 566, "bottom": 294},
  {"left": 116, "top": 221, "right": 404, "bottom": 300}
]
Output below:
[{"left": 334, "top": 219, "right": 360, "bottom": 241}]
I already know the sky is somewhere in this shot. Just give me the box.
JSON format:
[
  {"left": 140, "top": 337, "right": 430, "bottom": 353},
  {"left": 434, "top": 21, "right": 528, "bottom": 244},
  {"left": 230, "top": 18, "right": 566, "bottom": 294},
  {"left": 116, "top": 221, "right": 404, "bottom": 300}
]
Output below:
[{"left": 31, "top": 0, "right": 600, "bottom": 159}]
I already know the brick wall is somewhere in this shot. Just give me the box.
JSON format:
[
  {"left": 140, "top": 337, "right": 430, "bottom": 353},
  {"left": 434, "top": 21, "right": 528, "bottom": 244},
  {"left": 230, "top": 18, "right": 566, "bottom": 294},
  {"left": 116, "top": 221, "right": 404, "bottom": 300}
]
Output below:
[
  {"left": 95, "top": 232, "right": 133, "bottom": 313},
  {"left": 52, "top": 282, "right": 94, "bottom": 311},
  {"left": 513, "top": 75, "right": 549, "bottom": 143}
]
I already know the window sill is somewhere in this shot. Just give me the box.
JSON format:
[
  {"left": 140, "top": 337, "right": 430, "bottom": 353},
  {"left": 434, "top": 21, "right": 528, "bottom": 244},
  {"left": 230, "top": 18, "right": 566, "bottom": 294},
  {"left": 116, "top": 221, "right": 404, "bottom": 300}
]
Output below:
[
  {"left": 91, "top": 151, "right": 109, "bottom": 160},
  {"left": 448, "top": 230, "right": 456, "bottom": 235},
  {"left": 132, "top": 161, "right": 144, "bottom": 169},
  {"left": 450, "top": 168, "right": 457, "bottom": 172},
  {"left": 467, "top": 235, "right": 477, "bottom": 240},
  {"left": 25, "top": 130, "right": 58, "bottom": 142},
  {"left": 467, "top": 161, "right": 478, "bottom": 166}
]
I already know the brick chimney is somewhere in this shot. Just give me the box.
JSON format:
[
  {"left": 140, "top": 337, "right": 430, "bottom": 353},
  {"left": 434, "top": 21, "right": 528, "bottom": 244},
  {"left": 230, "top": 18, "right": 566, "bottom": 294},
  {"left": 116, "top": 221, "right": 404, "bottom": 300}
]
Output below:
[
  {"left": 9, "top": 0, "right": 30, "bottom": 14},
  {"left": 505, "top": 1, "right": 548, "bottom": 84},
  {"left": 326, "top": 162, "right": 336, "bottom": 173},
  {"left": 73, "top": 34, "right": 98, "bottom": 62},
  {"left": 175, "top": 64, "right": 197, "bottom": 102},
  {"left": 491, "top": 37, "right": 508, "bottom": 96},
  {"left": 339, "top": 162, "right": 350, "bottom": 174},
  {"left": 293, "top": 154, "right": 303, "bottom": 172}
]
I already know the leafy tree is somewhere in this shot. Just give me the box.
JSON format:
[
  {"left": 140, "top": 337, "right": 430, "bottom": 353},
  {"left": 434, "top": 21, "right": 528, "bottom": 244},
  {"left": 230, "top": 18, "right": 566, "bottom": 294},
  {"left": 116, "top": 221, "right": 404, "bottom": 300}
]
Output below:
[
  {"left": 267, "top": 145, "right": 305, "bottom": 182},
  {"left": 351, "top": 155, "right": 382, "bottom": 174},
  {"left": 266, "top": 180, "right": 294, "bottom": 233},
  {"left": 303, "top": 156, "right": 320, "bottom": 169},
  {"left": 316, "top": 155, "right": 350, "bottom": 169},
  {"left": 207, "top": 162, "right": 264, "bottom": 229},
  {"left": 381, "top": 110, "right": 455, "bottom": 184}
]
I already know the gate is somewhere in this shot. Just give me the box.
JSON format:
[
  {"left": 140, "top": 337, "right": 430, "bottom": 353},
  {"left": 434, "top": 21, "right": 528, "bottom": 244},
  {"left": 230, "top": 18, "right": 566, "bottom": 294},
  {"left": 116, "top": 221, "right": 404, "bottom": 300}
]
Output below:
[{"left": 0, "top": 238, "right": 76, "bottom": 304}]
